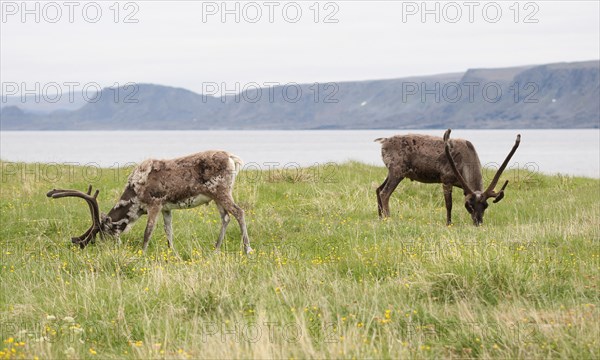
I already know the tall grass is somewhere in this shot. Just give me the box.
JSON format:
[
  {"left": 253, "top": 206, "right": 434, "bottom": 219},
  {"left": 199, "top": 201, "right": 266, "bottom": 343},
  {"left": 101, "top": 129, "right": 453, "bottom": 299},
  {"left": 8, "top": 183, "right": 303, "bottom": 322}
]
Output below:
[{"left": 0, "top": 161, "right": 598, "bottom": 359}]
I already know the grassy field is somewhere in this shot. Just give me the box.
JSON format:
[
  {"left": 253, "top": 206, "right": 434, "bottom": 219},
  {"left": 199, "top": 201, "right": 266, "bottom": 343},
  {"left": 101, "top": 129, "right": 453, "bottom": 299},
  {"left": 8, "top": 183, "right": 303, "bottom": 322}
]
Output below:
[{"left": 0, "top": 161, "right": 598, "bottom": 359}]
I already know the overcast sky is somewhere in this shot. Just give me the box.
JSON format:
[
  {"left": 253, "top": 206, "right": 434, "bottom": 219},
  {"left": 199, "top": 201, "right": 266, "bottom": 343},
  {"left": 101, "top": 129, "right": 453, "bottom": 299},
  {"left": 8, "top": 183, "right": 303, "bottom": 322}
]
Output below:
[{"left": 1, "top": 1, "right": 599, "bottom": 94}]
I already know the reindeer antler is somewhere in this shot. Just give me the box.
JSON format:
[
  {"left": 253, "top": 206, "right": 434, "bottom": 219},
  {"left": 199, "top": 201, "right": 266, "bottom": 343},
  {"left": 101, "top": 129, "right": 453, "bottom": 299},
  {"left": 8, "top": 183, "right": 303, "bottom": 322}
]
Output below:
[
  {"left": 444, "top": 129, "right": 474, "bottom": 195},
  {"left": 46, "top": 185, "right": 103, "bottom": 248},
  {"left": 484, "top": 134, "right": 521, "bottom": 201}
]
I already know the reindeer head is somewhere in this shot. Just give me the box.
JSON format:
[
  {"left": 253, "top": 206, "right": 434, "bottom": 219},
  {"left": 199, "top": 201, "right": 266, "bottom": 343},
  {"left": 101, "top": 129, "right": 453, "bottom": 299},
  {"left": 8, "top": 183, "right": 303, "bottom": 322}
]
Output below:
[
  {"left": 444, "top": 129, "right": 521, "bottom": 226},
  {"left": 46, "top": 185, "right": 106, "bottom": 248}
]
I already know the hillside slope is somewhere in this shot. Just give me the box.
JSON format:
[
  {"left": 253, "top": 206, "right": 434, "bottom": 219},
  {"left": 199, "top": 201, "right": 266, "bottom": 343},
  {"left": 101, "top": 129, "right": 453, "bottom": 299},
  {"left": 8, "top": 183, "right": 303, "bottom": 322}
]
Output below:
[{"left": 2, "top": 60, "right": 598, "bottom": 129}]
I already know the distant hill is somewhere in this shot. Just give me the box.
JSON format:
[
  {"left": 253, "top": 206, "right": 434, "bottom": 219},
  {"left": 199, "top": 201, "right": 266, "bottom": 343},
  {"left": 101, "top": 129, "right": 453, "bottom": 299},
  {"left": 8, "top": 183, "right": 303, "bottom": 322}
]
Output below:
[
  {"left": 2, "top": 60, "right": 598, "bottom": 130},
  {"left": 1, "top": 92, "right": 89, "bottom": 114}
]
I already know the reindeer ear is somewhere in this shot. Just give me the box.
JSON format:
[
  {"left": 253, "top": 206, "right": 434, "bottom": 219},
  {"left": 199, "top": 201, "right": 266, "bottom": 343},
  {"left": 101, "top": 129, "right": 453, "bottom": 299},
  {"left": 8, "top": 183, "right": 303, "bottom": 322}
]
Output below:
[{"left": 464, "top": 201, "right": 474, "bottom": 213}]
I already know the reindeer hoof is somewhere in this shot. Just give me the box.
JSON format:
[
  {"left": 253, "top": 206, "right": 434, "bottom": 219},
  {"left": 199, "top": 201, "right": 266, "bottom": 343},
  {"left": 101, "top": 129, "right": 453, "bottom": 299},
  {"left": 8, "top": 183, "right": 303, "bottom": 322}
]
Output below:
[{"left": 244, "top": 246, "right": 254, "bottom": 255}]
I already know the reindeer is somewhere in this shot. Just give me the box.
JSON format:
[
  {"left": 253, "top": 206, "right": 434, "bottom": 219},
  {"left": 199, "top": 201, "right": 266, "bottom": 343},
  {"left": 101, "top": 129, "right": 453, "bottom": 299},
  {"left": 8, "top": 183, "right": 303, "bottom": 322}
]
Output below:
[
  {"left": 375, "top": 129, "right": 520, "bottom": 225},
  {"left": 47, "top": 150, "right": 252, "bottom": 254}
]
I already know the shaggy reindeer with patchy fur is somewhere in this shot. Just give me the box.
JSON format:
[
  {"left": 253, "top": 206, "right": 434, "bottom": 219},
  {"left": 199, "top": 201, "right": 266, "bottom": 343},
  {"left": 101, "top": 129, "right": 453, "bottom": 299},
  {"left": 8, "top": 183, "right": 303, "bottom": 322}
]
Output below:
[
  {"left": 375, "top": 129, "right": 520, "bottom": 225},
  {"left": 47, "top": 150, "right": 252, "bottom": 254}
]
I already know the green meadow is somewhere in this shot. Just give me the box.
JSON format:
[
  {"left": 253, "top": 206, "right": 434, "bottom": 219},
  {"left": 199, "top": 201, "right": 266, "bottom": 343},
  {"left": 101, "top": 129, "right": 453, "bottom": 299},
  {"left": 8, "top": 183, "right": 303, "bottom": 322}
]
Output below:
[{"left": 0, "top": 161, "right": 598, "bottom": 359}]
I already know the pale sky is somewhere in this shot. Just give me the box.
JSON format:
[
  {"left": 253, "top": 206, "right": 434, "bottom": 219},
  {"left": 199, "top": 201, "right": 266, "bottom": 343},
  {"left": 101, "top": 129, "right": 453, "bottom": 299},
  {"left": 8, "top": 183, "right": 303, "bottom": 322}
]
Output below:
[{"left": 1, "top": 0, "right": 599, "bottom": 94}]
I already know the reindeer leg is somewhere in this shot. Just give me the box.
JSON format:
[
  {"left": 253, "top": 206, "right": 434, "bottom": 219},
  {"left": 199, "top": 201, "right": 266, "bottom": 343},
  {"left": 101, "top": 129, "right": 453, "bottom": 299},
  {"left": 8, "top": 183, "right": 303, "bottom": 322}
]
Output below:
[
  {"left": 379, "top": 174, "right": 403, "bottom": 218},
  {"left": 142, "top": 206, "right": 161, "bottom": 253},
  {"left": 443, "top": 183, "right": 453, "bottom": 225},
  {"left": 220, "top": 196, "right": 252, "bottom": 254},
  {"left": 214, "top": 203, "right": 230, "bottom": 252},
  {"left": 376, "top": 176, "right": 389, "bottom": 218},
  {"left": 162, "top": 210, "right": 179, "bottom": 257}
]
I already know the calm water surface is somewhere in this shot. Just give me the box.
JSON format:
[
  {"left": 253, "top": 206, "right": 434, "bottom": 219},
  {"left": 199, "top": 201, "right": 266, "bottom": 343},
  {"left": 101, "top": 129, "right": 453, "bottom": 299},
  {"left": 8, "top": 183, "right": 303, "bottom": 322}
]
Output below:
[{"left": 1, "top": 130, "right": 598, "bottom": 177}]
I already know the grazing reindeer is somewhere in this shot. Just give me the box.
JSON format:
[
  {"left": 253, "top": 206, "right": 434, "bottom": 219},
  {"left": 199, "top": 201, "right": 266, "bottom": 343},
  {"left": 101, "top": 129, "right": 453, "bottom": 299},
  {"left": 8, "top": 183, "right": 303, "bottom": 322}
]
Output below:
[
  {"left": 375, "top": 129, "right": 521, "bottom": 225},
  {"left": 47, "top": 151, "right": 252, "bottom": 254}
]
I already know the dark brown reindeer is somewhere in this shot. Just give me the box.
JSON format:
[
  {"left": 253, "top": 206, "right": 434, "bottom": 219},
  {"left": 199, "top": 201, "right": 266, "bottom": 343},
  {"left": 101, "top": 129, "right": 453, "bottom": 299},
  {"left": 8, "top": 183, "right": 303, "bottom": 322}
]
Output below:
[
  {"left": 375, "top": 129, "right": 521, "bottom": 225},
  {"left": 47, "top": 150, "right": 252, "bottom": 254}
]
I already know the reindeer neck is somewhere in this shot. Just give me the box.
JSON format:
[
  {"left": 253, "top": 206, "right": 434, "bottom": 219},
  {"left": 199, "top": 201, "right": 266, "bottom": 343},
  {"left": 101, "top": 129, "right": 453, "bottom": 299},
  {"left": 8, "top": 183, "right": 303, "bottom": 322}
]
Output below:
[
  {"left": 105, "top": 185, "right": 143, "bottom": 233},
  {"left": 462, "top": 163, "right": 484, "bottom": 192}
]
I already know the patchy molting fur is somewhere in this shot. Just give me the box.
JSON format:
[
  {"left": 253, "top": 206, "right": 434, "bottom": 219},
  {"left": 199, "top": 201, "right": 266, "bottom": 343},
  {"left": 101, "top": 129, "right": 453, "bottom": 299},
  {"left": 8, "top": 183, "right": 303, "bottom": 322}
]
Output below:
[
  {"left": 100, "top": 150, "right": 251, "bottom": 253},
  {"left": 377, "top": 134, "right": 484, "bottom": 191}
]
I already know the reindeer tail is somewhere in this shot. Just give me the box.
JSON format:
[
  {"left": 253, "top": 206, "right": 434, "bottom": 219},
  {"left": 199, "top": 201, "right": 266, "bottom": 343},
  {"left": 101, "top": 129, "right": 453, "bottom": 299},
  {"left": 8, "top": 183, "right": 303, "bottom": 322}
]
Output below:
[{"left": 229, "top": 154, "right": 244, "bottom": 174}]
